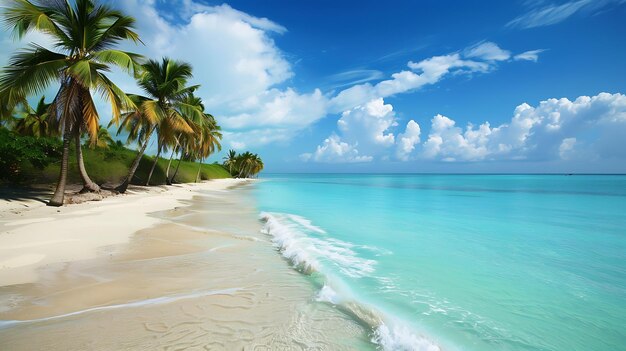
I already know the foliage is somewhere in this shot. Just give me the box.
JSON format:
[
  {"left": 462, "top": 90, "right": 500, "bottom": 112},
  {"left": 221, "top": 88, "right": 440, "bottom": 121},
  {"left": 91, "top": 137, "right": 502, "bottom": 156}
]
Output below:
[
  {"left": 0, "top": 127, "right": 62, "bottom": 182},
  {"left": 222, "top": 150, "right": 264, "bottom": 178},
  {"left": 87, "top": 125, "right": 114, "bottom": 149},
  {"left": 13, "top": 96, "right": 57, "bottom": 137},
  {"left": 11, "top": 139, "right": 230, "bottom": 185}
]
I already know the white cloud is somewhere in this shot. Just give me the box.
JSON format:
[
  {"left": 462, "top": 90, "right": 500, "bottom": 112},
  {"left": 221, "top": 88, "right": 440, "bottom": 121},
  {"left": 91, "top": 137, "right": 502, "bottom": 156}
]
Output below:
[
  {"left": 117, "top": 1, "right": 292, "bottom": 110},
  {"left": 396, "top": 120, "right": 421, "bottom": 161},
  {"left": 220, "top": 88, "right": 327, "bottom": 129},
  {"left": 559, "top": 137, "right": 577, "bottom": 159},
  {"left": 337, "top": 98, "right": 397, "bottom": 148},
  {"left": 301, "top": 134, "right": 372, "bottom": 163},
  {"left": 421, "top": 92, "right": 626, "bottom": 162},
  {"left": 305, "top": 93, "right": 626, "bottom": 164},
  {"left": 514, "top": 49, "right": 546, "bottom": 62},
  {"left": 464, "top": 42, "right": 511, "bottom": 61},
  {"left": 422, "top": 115, "right": 493, "bottom": 161},
  {"left": 507, "top": 0, "right": 626, "bottom": 29},
  {"left": 100, "top": 0, "right": 326, "bottom": 150},
  {"left": 306, "top": 98, "right": 423, "bottom": 163},
  {"left": 328, "top": 42, "right": 539, "bottom": 113}
]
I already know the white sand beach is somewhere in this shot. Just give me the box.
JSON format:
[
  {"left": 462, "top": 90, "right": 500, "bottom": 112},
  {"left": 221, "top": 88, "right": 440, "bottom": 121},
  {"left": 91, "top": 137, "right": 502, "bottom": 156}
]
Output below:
[{"left": 0, "top": 180, "right": 371, "bottom": 350}]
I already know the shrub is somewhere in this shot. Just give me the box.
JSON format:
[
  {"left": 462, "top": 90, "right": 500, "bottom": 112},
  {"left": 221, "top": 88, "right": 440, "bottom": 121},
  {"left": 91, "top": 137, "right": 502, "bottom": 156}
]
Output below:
[{"left": 0, "top": 127, "right": 62, "bottom": 183}]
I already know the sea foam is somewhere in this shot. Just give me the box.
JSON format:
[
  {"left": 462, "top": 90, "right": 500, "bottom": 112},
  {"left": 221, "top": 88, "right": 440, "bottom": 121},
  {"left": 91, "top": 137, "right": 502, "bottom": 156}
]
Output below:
[
  {"left": 374, "top": 323, "right": 441, "bottom": 351},
  {"left": 260, "top": 211, "right": 441, "bottom": 351},
  {"left": 260, "top": 212, "right": 375, "bottom": 277}
]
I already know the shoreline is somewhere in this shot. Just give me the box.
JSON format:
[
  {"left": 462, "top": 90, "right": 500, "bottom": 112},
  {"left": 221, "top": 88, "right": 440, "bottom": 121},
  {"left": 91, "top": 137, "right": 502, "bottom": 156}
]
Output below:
[{"left": 0, "top": 179, "right": 374, "bottom": 350}]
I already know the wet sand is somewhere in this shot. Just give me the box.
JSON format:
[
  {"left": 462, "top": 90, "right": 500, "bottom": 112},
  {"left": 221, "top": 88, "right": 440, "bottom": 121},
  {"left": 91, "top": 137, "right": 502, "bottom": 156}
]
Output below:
[{"left": 0, "top": 181, "right": 374, "bottom": 350}]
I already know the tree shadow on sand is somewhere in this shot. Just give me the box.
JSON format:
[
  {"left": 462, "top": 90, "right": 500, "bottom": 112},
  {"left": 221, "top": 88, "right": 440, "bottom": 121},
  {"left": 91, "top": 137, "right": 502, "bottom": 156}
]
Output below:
[{"left": 0, "top": 185, "right": 53, "bottom": 205}]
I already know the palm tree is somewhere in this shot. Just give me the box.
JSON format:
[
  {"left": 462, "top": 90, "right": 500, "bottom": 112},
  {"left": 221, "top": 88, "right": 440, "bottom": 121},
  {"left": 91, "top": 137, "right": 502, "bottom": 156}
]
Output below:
[
  {"left": 249, "top": 153, "right": 264, "bottom": 177},
  {"left": 0, "top": 0, "right": 141, "bottom": 206},
  {"left": 223, "top": 149, "right": 237, "bottom": 176},
  {"left": 168, "top": 92, "right": 214, "bottom": 184},
  {"left": 193, "top": 114, "right": 222, "bottom": 182},
  {"left": 13, "top": 96, "right": 57, "bottom": 137},
  {"left": 91, "top": 125, "right": 113, "bottom": 149},
  {"left": 115, "top": 58, "right": 199, "bottom": 193},
  {"left": 233, "top": 152, "right": 263, "bottom": 178}
]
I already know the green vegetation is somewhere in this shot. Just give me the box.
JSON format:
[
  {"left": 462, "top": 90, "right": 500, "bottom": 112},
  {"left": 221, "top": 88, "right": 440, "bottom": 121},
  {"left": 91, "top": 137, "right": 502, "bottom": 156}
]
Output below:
[
  {"left": 0, "top": 128, "right": 62, "bottom": 183},
  {"left": 222, "top": 150, "right": 264, "bottom": 178},
  {"left": 1, "top": 129, "right": 230, "bottom": 185}
]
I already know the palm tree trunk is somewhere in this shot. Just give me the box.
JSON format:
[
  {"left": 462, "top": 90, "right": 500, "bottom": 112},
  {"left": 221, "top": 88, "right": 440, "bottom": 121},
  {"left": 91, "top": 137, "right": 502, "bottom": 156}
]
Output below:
[
  {"left": 76, "top": 133, "right": 100, "bottom": 193},
  {"left": 165, "top": 149, "right": 175, "bottom": 185},
  {"left": 48, "top": 129, "right": 72, "bottom": 207},
  {"left": 165, "top": 134, "right": 181, "bottom": 185},
  {"left": 195, "top": 159, "right": 202, "bottom": 183},
  {"left": 145, "top": 143, "right": 162, "bottom": 186},
  {"left": 171, "top": 155, "right": 183, "bottom": 184},
  {"left": 116, "top": 126, "right": 156, "bottom": 193}
]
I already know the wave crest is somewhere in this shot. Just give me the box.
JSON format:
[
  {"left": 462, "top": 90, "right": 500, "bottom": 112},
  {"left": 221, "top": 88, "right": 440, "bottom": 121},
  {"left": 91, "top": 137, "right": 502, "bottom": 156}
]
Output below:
[
  {"left": 259, "top": 211, "right": 443, "bottom": 351},
  {"left": 260, "top": 212, "right": 376, "bottom": 277}
]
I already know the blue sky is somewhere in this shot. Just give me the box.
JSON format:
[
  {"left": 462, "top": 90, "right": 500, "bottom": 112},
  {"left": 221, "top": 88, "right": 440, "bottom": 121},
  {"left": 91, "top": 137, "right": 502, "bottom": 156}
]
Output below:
[{"left": 2, "top": 0, "right": 626, "bottom": 173}]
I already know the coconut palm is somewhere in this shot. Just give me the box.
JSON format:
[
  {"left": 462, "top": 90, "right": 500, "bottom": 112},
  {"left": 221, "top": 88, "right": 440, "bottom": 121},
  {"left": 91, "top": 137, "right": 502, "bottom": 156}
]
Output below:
[
  {"left": 0, "top": 0, "right": 141, "bottom": 206},
  {"left": 115, "top": 58, "right": 200, "bottom": 193},
  {"left": 153, "top": 93, "right": 205, "bottom": 185},
  {"left": 167, "top": 92, "right": 215, "bottom": 184},
  {"left": 193, "top": 114, "right": 222, "bottom": 182},
  {"left": 144, "top": 117, "right": 177, "bottom": 185},
  {"left": 91, "top": 125, "right": 113, "bottom": 149},
  {"left": 223, "top": 149, "right": 237, "bottom": 176},
  {"left": 233, "top": 151, "right": 263, "bottom": 178},
  {"left": 13, "top": 96, "right": 57, "bottom": 137}
]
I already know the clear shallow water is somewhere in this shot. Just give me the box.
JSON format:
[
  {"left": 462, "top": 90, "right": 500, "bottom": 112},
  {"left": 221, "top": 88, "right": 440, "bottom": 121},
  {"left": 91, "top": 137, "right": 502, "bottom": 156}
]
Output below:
[{"left": 253, "top": 174, "right": 626, "bottom": 351}]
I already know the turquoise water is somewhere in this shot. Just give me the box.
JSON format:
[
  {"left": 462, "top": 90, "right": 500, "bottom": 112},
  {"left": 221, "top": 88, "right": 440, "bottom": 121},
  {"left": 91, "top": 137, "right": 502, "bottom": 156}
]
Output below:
[{"left": 253, "top": 174, "right": 626, "bottom": 351}]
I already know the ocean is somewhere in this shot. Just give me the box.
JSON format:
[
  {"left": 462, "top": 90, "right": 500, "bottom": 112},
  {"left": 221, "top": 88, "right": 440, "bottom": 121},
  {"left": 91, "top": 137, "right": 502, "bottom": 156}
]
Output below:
[{"left": 254, "top": 174, "right": 626, "bottom": 351}]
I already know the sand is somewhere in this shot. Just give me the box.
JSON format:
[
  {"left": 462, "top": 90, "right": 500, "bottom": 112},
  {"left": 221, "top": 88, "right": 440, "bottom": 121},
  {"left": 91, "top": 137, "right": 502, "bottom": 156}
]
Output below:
[
  {"left": 0, "top": 180, "right": 246, "bottom": 287},
  {"left": 0, "top": 180, "right": 373, "bottom": 350}
]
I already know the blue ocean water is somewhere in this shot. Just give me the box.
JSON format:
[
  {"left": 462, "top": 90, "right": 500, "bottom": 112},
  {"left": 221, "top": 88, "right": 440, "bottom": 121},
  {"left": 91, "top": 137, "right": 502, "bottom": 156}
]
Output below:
[{"left": 253, "top": 174, "right": 626, "bottom": 351}]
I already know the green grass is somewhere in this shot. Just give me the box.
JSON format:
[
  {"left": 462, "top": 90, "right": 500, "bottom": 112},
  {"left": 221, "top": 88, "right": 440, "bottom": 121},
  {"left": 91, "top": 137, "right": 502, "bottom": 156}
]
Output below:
[{"left": 20, "top": 145, "right": 231, "bottom": 186}]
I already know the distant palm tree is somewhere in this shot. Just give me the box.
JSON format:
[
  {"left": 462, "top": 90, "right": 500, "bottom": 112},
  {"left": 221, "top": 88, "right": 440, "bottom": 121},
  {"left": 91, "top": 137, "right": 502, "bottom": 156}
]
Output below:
[
  {"left": 115, "top": 58, "right": 198, "bottom": 193},
  {"left": 223, "top": 149, "right": 237, "bottom": 176},
  {"left": 168, "top": 93, "right": 217, "bottom": 184},
  {"left": 230, "top": 151, "right": 263, "bottom": 178},
  {"left": 0, "top": 0, "right": 142, "bottom": 205},
  {"left": 91, "top": 125, "right": 114, "bottom": 149},
  {"left": 193, "top": 114, "right": 222, "bottom": 182},
  {"left": 13, "top": 96, "right": 57, "bottom": 137}
]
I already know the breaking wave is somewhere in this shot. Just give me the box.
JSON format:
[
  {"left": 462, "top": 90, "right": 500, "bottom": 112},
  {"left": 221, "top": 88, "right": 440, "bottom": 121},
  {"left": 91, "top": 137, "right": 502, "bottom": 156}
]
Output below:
[{"left": 260, "top": 212, "right": 441, "bottom": 351}]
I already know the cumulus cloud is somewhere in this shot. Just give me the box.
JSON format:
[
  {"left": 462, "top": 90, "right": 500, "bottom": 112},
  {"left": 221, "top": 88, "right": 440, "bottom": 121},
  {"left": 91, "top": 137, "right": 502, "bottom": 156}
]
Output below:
[
  {"left": 337, "top": 98, "right": 397, "bottom": 148},
  {"left": 507, "top": 0, "right": 626, "bottom": 29},
  {"left": 559, "top": 137, "right": 577, "bottom": 159},
  {"left": 300, "top": 134, "right": 372, "bottom": 163},
  {"left": 220, "top": 88, "right": 327, "bottom": 130},
  {"left": 100, "top": 0, "right": 333, "bottom": 150},
  {"left": 421, "top": 92, "right": 626, "bottom": 162},
  {"left": 116, "top": 1, "right": 295, "bottom": 114},
  {"left": 304, "top": 93, "right": 626, "bottom": 164},
  {"left": 396, "top": 120, "right": 421, "bottom": 161},
  {"left": 304, "top": 98, "right": 423, "bottom": 163}
]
